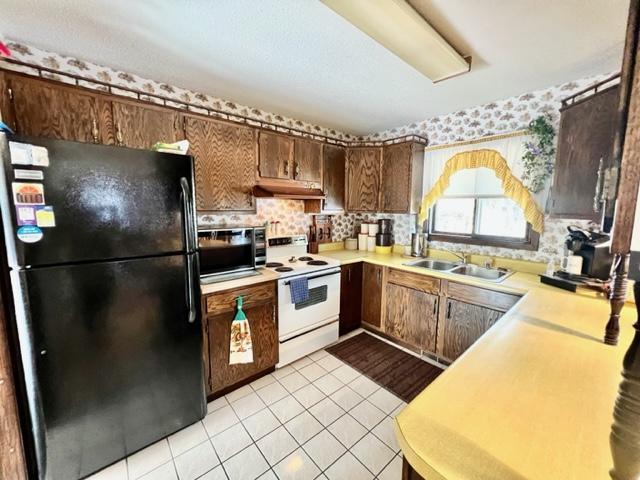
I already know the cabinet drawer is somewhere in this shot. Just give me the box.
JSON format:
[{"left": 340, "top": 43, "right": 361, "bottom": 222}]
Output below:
[
  {"left": 205, "top": 282, "right": 276, "bottom": 315},
  {"left": 387, "top": 268, "right": 440, "bottom": 295},
  {"left": 445, "top": 282, "right": 520, "bottom": 312}
]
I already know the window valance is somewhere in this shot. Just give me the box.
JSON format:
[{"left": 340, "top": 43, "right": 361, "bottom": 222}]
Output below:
[{"left": 418, "top": 148, "right": 545, "bottom": 233}]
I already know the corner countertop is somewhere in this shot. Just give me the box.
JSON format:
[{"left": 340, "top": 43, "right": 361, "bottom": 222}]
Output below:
[{"left": 319, "top": 249, "right": 635, "bottom": 479}]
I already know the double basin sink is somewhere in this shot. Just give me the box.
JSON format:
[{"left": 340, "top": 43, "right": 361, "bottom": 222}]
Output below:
[{"left": 404, "top": 258, "right": 513, "bottom": 282}]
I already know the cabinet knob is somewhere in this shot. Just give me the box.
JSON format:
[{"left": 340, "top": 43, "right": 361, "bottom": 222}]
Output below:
[
  {"left": 294, "top": 162, "right": 300, "bottom": 179},
  {"left": 283, "top": 161, "right": 289, "bottom": 176},
  {"left": 91, "top": 118, "right": 99, "bottom": 143}
]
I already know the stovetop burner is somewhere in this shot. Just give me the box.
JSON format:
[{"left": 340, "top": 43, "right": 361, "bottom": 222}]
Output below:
[
  {"left": 298, "top": 256, "right": 314, "bottom": 261},
  {"left": 275, "top": 267, "right": 294, "bottom": 272},
  {"left": 307, "top": 260, "right": 328, "bottom": 266},
  {"left": 266, "top": 262, "right": 284, "bottom": 268}
]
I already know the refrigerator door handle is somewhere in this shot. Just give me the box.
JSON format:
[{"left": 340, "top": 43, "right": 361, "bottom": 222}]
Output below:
[
  {"left": 180, "top": 177, "right": 196, "bottom": 252},
  {"left": 186, "top": 253, "right": 197, "bottom": 323}
]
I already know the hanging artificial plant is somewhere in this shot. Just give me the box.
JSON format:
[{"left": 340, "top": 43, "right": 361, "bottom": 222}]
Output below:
[{"left": 521, "top": 114, "right": 556, "bottom": 193}]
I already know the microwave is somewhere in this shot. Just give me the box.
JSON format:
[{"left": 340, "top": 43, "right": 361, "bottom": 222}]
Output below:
[{"left": 198, "top": 226, "right": 266, "bottom": 280}]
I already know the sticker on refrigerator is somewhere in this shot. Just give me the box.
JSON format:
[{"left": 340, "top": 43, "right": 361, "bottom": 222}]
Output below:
[
  {"left": 16, "top": 225, "right": 43, "bottom": 243},
  {"left": 31, "top": 146, "right": 50, "bottom": 167},
  {"left": 12, "top": 183, "right": 45, "bottom": 205},
  {"left": 9, "top": 142, "right": 32, "bottom": 165},
  {"left": 15, "top": 206, "right": 36, "bottom": 226},
  {"left": 8, "top": 142, "right": 50, "bottom": 167},
  {"left": 35, "top": 206, "right": 56, "bottom": 227},
  {"left": 14, "top": 169, "right": 44, "bottom": 181}
]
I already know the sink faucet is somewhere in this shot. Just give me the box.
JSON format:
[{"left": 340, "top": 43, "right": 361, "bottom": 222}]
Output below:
[{"left": 443, "top": 247, "right": 468, "bottom": 264}]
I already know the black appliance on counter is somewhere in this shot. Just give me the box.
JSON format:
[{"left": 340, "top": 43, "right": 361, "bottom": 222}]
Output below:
[
  {"left": 198, "top": 225, "right": 266, "bottom": 282},
  {"left": 565, "top": 226, "right": 614, "bottom": 280},
  {"left": 0, "top": 134, "right": 204, "bottom": 479}
]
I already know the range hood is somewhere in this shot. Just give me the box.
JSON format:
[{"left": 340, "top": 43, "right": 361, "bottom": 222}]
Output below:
[{"left": 253, "top": 184, "right": 325, "bottom": 200}]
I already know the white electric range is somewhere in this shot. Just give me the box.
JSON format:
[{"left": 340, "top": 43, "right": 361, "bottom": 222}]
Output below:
[{"left": 266, "top": 235, "right": 341, "bottom": 367}]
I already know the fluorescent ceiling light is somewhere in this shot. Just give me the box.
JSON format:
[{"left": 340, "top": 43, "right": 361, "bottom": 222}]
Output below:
[{"left": 321, "top": 0, "right": 470, "bottom": 82}]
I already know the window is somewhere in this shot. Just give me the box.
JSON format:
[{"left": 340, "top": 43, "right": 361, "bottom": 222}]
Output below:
[{"left": 428, "top": 168, "right": 538, "bottom": 250}]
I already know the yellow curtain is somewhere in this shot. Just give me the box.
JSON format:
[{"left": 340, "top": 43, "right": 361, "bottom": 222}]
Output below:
[{"left": 418, "top": 149, "right": 545, "bottom": 233}]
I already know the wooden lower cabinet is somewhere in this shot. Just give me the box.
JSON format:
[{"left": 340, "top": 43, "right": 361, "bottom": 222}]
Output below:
[
  {"left": 202, "top": 281, "right": 278, "bottom": 397},
  {"left": 361, "top": 263, "right": 384, "bottom": 329},
  {"left": 436, "top": 298, "right": 503, "bottom": 361},
  {"left": 339, "top": 262, "right": 363, "bottom": 335},
  {"left": 384, "top": 282, "right": 438, "bottom": 353}
]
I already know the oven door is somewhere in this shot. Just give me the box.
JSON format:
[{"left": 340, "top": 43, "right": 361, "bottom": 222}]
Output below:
[
  {"left": 278, "top": 268, "right": 341, "bottom": 341},
  {"left": 198, "top": 228, "right": 255, "bottom": 277}
]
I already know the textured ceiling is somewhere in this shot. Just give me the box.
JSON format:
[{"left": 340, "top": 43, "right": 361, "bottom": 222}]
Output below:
[{"left": 0, "top": 0, "right": 629, "bottom": 135}]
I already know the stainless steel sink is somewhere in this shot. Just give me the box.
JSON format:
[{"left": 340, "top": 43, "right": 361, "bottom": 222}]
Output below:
[
  {"left": 404, "top": 258, "right": 458, "bottom": 271},
  {"left": 449, "top": 264, "right": 513, "bottom": 282},
  {"left": 405, "top": 258, "right": 513, "bottom": 282}
]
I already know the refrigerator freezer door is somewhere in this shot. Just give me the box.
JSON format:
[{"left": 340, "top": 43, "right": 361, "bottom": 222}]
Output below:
[
  {"left": 0, "top": 134, "right": 197, "bottom": 268},
  {"left": 11, "top": 254, "right": 204, "bottom": 480}
]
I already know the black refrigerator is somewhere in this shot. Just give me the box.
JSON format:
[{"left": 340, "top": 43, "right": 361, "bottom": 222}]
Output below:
[{"left": 0, "top": 133, "right": 205, "bottom": 479}]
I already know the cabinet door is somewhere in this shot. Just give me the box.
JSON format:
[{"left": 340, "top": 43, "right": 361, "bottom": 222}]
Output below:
[
  {"left": 549, "top": 85, "right": 619, "bottom": 220},
  {"left": 293, "top": 138, "right": 322, "bottom": 184},
  {"left": 322, "top": 144, "right": 346, "bottom": 212},
  {"left": 380, "top": 143, "right": 412, "bottom": 213},
  {"left": 258, "top": 131, "right": 293, "bottom": 180},
  {"left": 111, "top": 101, "right": 181, "bottom": 150},
  {"left": 6, "top": 73, "right": 113, "bottom": 144},
  {"left": 346, "top": 148, "right": 381, "bottom": 212},
  {"left": 384, "top": 283, "right": 438, "bottom": 352},
  {"left": 185, "top": 117, "right": 256, "bottom": 211},
  {"left": 361, "top": 263, "right": 383, "bottom": 328},
  {"left": 208, "top": 300, "right": 278, "bottom": 394},
  {"left": 437, "top": 299, "right": 502, "bottom": 361},
  {"left": 339, "top": 262, "right": 363, "bottom": 335}
]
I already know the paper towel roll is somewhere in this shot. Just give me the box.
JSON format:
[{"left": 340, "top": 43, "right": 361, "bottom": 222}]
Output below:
[
  {"left": 358, "top": 233, "right": 368, "bottom": 251},
  {"left": 367, "top": 236, "right": 376, "bottom": 252}
]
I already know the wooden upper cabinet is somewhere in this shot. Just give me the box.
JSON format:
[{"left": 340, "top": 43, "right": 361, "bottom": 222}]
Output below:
[
  {"left": 322, "top": 144, "right": 346, "bottom": 213},
  {"left": 4, "top": 72, "right": 113, "bottom": 144},
  {"left": 111, "top": 101, "right": 182, "bottom": 150},
  {"left": 185, "top": 116, "right": 256, "bottom": 212},
  {"left": 436, "top": 298, "right": 502, "bottom": 362},
  {"left": 361, "top": 263, "right": 384, "bottom": 329},
  {"left": 346, "top": 147, "right": 381, "bottom": 212},
  {"left": 549, "top": 85, "right": 619, "bottom": 220},
  {"left": 380, "top": 143, "right": 424, "bottom": 213},
  {"left": 293, "top": 138, "right": 322, "bottom": 185},
  {"left": 258, "top": 131, "right": 293, "bottom": 180}
]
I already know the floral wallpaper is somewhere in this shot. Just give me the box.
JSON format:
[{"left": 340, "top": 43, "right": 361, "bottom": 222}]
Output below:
[
  {"left": 1, "top": 40, "right": 613, "bottom": 262},
  {"left": 1, "top": 41, "right": 356, "bottom": 143},
  {"left": 357, "top": 72, "right": 616, "bottom": 144}
]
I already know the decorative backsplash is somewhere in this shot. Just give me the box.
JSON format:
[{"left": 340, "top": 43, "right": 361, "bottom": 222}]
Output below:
[
  {"left": 2, "top": 40, "right": 612, "bottom": 263},
  {"left": 198, "top": 199, "right": 312, "bottom": 235}
]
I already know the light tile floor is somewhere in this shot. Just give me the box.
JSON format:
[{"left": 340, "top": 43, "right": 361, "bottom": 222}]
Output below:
[{"left": 88, "top": 346, "right": 406, "bottom": 480}]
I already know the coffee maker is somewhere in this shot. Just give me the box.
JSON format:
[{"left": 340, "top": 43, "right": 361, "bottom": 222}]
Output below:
[{"left": 564, "top": 226, "right": 613, "bottom": 280}]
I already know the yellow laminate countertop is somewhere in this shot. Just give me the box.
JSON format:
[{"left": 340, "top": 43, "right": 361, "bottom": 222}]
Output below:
[
  {"left": 200, "top": 269, "right": 280, "bottom": 295},
  {"left": 319, "top": 250, "right": 636, "bottom": 480}
]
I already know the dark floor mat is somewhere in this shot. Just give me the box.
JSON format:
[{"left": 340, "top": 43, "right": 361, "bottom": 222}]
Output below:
[{"left": 326, "top": 332, "right": 444, "bottom": 403}]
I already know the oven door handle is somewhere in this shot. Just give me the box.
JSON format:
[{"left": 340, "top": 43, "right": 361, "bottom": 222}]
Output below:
[{"left": 282, "top": 267, "right": 341, "bottom": 285}]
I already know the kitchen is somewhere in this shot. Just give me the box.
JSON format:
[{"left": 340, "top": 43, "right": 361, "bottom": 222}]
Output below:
[{"left": 0, "top": 1, "right": 639, "bottom": 480}]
